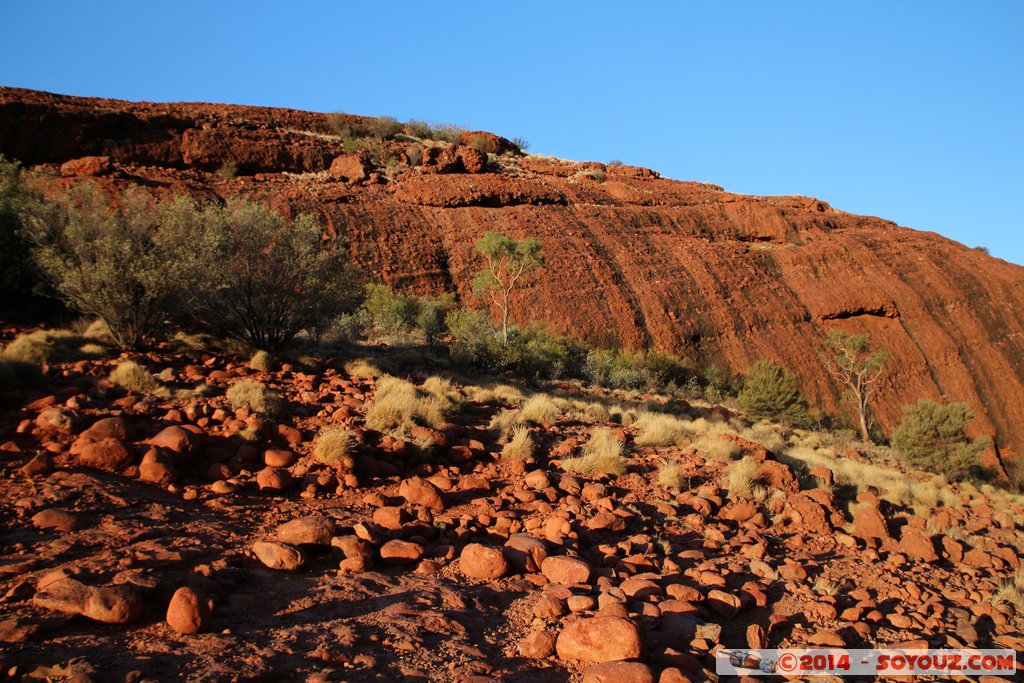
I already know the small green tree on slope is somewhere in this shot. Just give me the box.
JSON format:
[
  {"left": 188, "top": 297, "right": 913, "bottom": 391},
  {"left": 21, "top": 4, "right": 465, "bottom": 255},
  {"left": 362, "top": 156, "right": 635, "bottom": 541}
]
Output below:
[
  {"left": 891, "top": 399, "right": 988, "bottom": 480},
  {"left": 822, "top": 329, "right": 888, "bottom": 443},
  {"left": 472, "top": 232, "right": 544, "bottom": 348},
  {"left": 738, "top": 359, "right": 809, "bottom": 424}
]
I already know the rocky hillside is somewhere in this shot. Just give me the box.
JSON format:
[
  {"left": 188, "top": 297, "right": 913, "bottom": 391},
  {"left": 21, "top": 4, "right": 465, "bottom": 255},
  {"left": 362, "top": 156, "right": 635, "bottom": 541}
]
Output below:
[{"left": 2, "top": 86, "right": 1023, "bottom": 460}]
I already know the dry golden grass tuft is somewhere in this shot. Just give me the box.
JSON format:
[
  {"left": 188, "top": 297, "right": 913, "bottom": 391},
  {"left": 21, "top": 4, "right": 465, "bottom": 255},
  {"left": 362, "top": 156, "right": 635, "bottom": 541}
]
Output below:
[
  {"left": 238, "top": 425, "right": 261, "bottom": 442},
  {"left": 657, "top": 460, "right": 684, "bottom": 489},
  {"left": 634, "top": 412, "right": 691, "bottom": 447},
  {"left": 491, "top": 383, "right": 526, "bottom": 406},
  {"left": 562, "top": 427, "right": 627, "bottom": 476},
  {"left": 3, "top": 329, "right": 93, "bottom": 364},
  {"left": 82, "top": 319, "right": 116, "bottom": 344},
  {"left": 993, "top": 569, "right": 1024, "bottom": 617},
  {"left": 421, "top": 375, "right": 463, "bottom": 402},
  {"left": 692, "top": 435, "right": 740, "bottom": 461},
  {"left": 779, "top": 442, "right": 965, "bottom": 509},
  {"left": 489, "top": 409, "right": 525, "bottom": 441},
  {"left": 249, "top": 350, "right": 275, "bottom": 372},
  {"left": 364, "top": 375, "right": 455, "bottom": 436},
  {"left": 343, "top": 358, "right": 382, "bottom": 379},
  {"left": 609, "top": 404, "right": 638, "bottom": 427},
  {"left": 742, "top": 422, "right": 788, "bottom": 453},
  {"left": 520, "top": 394, "right": 561, "bottom": 425},
  {"left": 109, "top": 360, "right": 168, "bottom": 397},
  {"left": 502, "top": 427, "right": 534, "bottom": 461},
  {"left": 468, "top": 386, "right": 497, "bottom": 403},
  {"left": 314, "top": 427, "right": 355, "bottom": 470},
  {"left": 726, "top": 456, "right": 767, "bottom": 501},
  {"left": 226, "top": 379, "right": 284, "bottom": 417}
]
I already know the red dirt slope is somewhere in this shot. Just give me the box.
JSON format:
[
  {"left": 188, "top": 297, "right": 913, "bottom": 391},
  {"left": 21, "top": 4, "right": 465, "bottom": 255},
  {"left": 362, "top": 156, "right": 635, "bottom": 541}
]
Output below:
[{"left": 2, "top": 86, "right": 1022, "bottom": 457}]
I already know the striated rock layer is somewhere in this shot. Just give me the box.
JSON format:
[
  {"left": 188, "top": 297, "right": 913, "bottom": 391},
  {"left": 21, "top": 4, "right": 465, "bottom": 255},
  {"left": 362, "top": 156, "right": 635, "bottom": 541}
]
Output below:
[{"left": 2, "top": 86, "right": 1023, "bottom": 455}]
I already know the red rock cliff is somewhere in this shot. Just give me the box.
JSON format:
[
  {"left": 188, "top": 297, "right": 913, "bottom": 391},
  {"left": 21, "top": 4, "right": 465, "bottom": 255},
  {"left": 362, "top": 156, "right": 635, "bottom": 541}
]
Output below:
[{"left": 2, "top": 87, "right": 1022, "bottom": 456}]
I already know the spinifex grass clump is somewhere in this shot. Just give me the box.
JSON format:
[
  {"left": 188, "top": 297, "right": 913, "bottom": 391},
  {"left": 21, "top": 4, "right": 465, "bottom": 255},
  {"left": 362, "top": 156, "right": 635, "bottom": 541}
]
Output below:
[
  {"left": 226, "top": 379, "right": 284, "bottom": 417},
  {"left": 562, "top": 427, "right": 627, "bottom": 477},
  {"left": 364, "top": 375, "right": 457, "bottom": 437},
  {"left": 313, "top": 427, "right": 355, "bottom": 470},
  {"left": 502, "top": 427, "right": 534, "bottom": 461}
]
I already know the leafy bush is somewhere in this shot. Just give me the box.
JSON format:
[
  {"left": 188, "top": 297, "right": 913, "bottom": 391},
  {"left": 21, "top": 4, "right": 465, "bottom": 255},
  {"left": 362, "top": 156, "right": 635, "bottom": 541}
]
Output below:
[
  {"left": 0, "top": 155, "right": 60, "bottom": 318},
  {"left": 23, "top": 185, "right": 194, "bottom": 348},
  {"left": 583, "top": 348, "right": 692, "bottom": 390},
  {"left": 415, "top": 293, "right": 456, "bottom": 344},
  {"left": 364, "top": 284, "right": 419, "bottom": 338},
  {"left": 891, "top": 399, "right": 988, "bottom": 480},
  {"left": 447, "top": 307, "right": 503, "bottom": 370},
  {"left": 226, "top": 379, "right": 284, "bottom": 417},
  {"left": 363, "top": 284, "right": 455, "bottom": 343},
  {"left": 184, "top": 199, "right": 363, "bottom": 351},
  {"left": 737, "top": 359, "right": 809, "bottom": 423}
]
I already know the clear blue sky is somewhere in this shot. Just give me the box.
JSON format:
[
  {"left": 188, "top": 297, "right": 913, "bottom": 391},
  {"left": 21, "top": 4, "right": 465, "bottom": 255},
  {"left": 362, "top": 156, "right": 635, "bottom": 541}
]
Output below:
[{"left": 2, "top": 1, "right": 1021, "bottom": 264}]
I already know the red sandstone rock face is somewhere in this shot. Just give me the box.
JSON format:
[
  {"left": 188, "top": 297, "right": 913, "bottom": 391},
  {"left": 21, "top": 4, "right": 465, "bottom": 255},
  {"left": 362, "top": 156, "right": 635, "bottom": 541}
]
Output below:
[{"left": 2, "top": 86, "right": 1023, "bottom": 454}]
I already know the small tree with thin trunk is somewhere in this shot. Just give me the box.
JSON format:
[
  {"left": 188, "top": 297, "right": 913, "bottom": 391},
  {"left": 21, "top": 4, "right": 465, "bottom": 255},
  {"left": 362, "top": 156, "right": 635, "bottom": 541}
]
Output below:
[
  {"left": 822, "top": 329, "right": 888, "bottom": 443},
  {"left": 471, "top": 232, "right": 544, "bottom": 348}
]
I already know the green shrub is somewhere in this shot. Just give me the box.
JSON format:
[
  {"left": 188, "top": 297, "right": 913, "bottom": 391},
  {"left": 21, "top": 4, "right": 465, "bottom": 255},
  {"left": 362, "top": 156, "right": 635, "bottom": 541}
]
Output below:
[
  {"left": 0, "top": 155, "right": 60, "bottom": 318},
  {"left": 504, "top": 326, "right": 586, "bottom": 380},
  {"left": 447, "top": 307, "right": 503, "bottom": 371},
  {"left": 185, "top": 200, "right": 363, "bottom": 351},
  {"left": 737, "top": 359, "right": 809, "bottom": 423},
  {"left": 415, "top": 293, "right": 456, "bottom": 344},
  {"left": 364, "top": 284, "right": 418, "bottom": 337},
  {"left": 226, "top": 379, "right": 284, "bottom": 417},
  {"left": 363, "top": 284, "right": 454, "bottom": 343},
  {"left": 891, "top": 399, "right": 988, "bottom": 480},
  {"left": 583, "top": 348, "right": 692, "bottom": 390},
  {"left": 23, "top": 185, "right": 194, "bottom": 348},
  {"left": 403, "top": 120, "right": 465, "bottom": 143}
]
